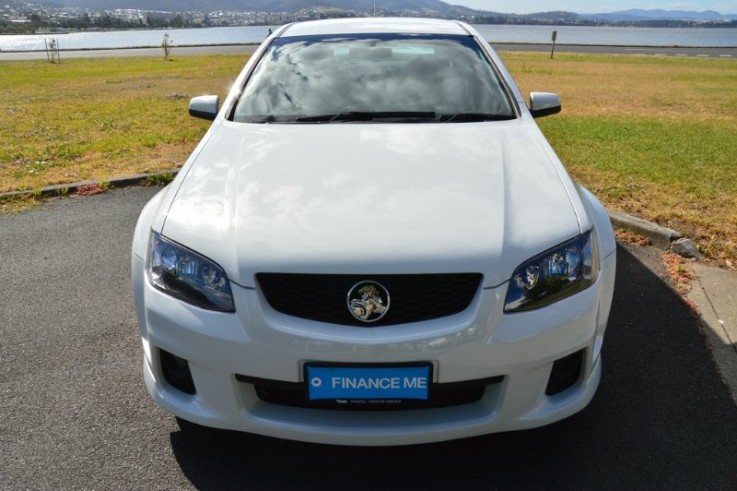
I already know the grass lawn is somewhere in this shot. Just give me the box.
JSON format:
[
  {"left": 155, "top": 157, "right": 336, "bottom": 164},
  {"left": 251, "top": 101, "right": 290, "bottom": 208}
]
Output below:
[
  {"left": 0, "top": 52, "right": 735, "bottom": 263},
  {"left": 504, "top": 52, "right": 737, "bottom": 264},
  {"left": 0, "top": 55, "right": 244, "bottom": 193}
]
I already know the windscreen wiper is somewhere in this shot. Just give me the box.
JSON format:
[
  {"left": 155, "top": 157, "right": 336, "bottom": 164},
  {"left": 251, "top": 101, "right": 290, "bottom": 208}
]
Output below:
[
  {"left": 296, "top": 111, "right": 438, "bottom": 123},
  {"left": 439, "top": 113, "right": 516, "bottom": 122}
]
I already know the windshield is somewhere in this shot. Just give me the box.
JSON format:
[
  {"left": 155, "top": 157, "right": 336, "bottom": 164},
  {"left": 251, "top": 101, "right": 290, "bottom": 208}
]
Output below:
[{"left": 232, "top": 33, "right": 515, "bottom": 123}]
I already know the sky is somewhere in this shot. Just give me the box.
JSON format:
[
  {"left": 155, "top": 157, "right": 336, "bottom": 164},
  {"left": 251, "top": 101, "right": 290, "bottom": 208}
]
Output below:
[{"left": 456, "top": 1, "right": 737, "bottom": 14}]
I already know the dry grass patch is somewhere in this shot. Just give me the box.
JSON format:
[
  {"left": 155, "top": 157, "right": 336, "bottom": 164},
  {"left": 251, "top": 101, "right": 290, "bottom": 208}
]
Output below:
[
  {"left": 505, "top": 53, "right": 737, "bottom": 122},
  {"left": 661, "top": 252, "right": 696, "bottom": 295}
]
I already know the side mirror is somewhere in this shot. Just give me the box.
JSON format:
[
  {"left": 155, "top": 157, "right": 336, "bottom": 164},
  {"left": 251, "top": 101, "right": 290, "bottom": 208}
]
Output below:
[
  {"left": 189, "top": 95, "right": 219, "bottom": 121},
  {"left": 529, "top": 92, "right": 561, "bottom": 118}
]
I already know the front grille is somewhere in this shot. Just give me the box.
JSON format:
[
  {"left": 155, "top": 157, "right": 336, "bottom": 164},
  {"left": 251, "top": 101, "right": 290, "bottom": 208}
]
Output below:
[
  {"left": 256, "top": 273, "right": 482, "bottom": 326},
  {"left": 236, "top": 374, "right": 503, "bottom": 410}
]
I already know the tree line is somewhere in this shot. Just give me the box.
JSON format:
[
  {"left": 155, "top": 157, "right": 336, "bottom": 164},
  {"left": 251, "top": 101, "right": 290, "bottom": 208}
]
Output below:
[{"left": 0, "top": 13, "right": 201, "bottom": 35}]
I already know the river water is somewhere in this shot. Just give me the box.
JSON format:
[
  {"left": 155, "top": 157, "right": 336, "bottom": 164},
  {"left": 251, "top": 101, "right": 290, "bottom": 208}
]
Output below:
[{"left": 1, "top": 24, "right": 736, "bottom": 51}]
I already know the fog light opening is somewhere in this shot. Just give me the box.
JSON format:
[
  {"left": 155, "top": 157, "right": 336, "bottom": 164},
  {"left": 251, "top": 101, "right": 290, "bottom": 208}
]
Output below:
[
  {"left": 160, "top": 349, "right": 196, "bottom": 395},
  {"left": 546, "top": 349, "right": 584, "bottom": 396}
]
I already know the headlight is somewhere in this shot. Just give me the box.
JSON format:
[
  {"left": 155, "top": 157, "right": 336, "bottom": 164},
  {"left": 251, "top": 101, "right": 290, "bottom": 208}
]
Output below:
[
  {"left": 147, "top": 232, "right": 235, "bottom": 312},
  {"left": 504, "top": 230, "right": 599, "bottom": 313}
]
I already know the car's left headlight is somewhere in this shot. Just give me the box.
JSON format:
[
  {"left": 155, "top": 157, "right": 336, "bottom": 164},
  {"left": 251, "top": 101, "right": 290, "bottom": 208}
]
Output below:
[
  {"left": 147, "top": 232, "right": 235, "bottom": 312},
  {"left": 504, "top": 230, "right": 599, "bottom": 313}
]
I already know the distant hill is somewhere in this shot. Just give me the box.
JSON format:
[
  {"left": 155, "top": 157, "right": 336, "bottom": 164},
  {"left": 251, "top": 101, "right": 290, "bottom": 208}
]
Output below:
[
  {"left": 581, "top": 9, "right": 737, "bottom": 22},
  {"left": 39, "top": 1, "right": 737, "bottom": 21},
  {"left": 521, "top": 11, "right": 580, "bottom": 23}
]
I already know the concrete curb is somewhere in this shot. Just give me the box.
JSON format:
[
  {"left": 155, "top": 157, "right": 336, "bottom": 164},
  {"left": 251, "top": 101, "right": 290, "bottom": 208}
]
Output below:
[
  {"left": 0, "top": 170, "right": 180, "bottom": 201},
  {"left": 607, "top": 209, "right": 682, "bottom": 250}
]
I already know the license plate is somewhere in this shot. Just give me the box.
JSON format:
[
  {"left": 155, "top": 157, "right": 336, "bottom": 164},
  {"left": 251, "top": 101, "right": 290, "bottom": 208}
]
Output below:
[{"left": 305, "top": 365, "right": 430, "bottom": 401}]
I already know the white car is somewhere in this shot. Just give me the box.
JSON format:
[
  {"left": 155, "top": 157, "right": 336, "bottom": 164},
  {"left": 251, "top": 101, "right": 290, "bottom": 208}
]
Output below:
[{"left": 131, "top": 17, "right": 616, "bottom": 446}]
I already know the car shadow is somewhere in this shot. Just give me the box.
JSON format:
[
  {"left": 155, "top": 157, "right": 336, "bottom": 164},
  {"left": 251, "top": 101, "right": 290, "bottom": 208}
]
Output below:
[{"left": 169, "top": 245, "right": 737, "bottom": 490}]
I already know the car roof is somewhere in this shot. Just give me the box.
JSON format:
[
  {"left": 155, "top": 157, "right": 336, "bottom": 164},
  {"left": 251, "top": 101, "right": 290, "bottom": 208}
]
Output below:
[{"left": 279, "top": 17, "right": 471, "bottom": 37}]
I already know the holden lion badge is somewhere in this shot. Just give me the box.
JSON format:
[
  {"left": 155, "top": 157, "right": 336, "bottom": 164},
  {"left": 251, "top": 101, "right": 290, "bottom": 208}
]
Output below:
[{"left": 347, "top": 281, "right": 390, "bottom": 323}]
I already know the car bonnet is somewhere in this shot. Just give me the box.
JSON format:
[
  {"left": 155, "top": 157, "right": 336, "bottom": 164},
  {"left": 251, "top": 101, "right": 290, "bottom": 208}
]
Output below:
[{"left": 160, "top": 120, "right": 583, "bottom": 288}]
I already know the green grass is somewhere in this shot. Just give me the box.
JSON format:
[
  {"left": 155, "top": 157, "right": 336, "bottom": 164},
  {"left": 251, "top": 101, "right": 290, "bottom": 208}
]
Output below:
[
  {"left": 1, "top": 52, "right": 735, "bottom": 263},
  {"left": 541, "top": 118, "right": 737, "bottom": 197}
]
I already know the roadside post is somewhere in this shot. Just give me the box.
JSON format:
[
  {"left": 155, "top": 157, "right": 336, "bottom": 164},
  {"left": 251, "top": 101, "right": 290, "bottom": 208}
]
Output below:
[
  {"left": 551, "top": 30, "right": 557, "bottom": 59},
  {"left": 44, "top": 38, "right": 61, "bottom": 64}
]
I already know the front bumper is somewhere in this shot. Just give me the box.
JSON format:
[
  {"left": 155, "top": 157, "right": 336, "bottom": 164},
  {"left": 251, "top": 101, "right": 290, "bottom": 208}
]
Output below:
[{"left": 132, "top": 253, "right": 615, "bottom": 446}]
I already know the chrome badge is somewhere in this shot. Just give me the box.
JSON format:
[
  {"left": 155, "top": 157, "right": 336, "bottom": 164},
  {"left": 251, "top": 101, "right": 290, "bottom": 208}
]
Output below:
[{"left": 347, "top": 281, "right": 390, "bottom": 323}]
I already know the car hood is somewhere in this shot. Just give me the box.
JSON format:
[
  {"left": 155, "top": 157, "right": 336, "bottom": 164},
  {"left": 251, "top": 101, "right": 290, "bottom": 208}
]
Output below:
[{"left": 161, "top": 121, "right": 583, "bottom": 288}]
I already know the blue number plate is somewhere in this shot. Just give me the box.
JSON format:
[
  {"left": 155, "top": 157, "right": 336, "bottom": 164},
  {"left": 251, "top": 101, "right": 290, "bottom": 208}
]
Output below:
[{"left": 306, "top": 365, "right": 430, "bottom": 401}]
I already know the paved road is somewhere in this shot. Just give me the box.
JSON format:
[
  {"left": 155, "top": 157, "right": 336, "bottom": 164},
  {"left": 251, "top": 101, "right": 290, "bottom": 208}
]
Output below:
[
  {"left": 1, "top": 187, "right": 736, "bottom": 489},
  {"left": 493, "top": 43, "right": 737, "bottom": 59},
  {"left": 0, "top": 44, "right": 258, "bottom": 60},
  {"left": 2, "top": 43, "right": 736, "bottom": 61}
]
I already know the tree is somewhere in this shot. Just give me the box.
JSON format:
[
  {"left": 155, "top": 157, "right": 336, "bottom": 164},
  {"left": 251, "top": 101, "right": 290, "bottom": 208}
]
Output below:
[
  {"left": 29, "top": 13, "right": 42, "bottom": 30},
  {"left": 161, "top": 33, "right": 173, "bottom": 60}
]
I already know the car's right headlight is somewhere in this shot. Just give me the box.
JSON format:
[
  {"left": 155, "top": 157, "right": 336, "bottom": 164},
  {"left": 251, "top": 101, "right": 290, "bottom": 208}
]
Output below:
[
  {"left": 504, "top": 230, "right": 599, "bottom": 313},
  {"left": 147, "top": 232, "right": 235, "bottom": 312}
]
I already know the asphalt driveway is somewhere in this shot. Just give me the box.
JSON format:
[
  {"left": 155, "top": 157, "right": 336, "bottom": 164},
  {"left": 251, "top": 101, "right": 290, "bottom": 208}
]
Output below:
[{"left": 1, "top": 187, "right": 735, "bottom": 489}]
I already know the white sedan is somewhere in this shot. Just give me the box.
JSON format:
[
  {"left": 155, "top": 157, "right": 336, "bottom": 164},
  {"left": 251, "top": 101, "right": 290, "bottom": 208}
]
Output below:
[{"left": 131, "top": 17, "right": 616, "bottom": 446}]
